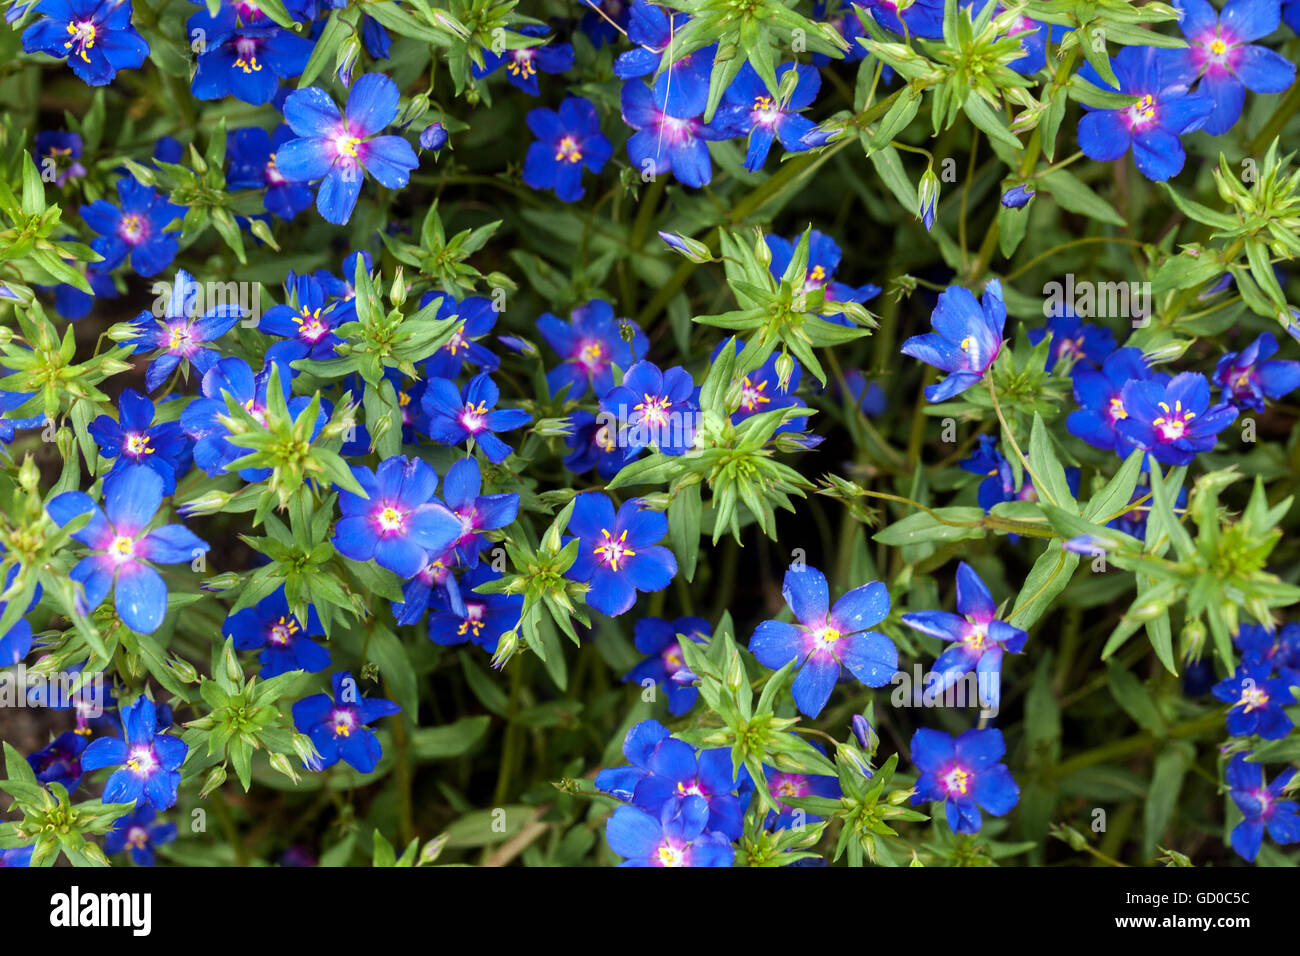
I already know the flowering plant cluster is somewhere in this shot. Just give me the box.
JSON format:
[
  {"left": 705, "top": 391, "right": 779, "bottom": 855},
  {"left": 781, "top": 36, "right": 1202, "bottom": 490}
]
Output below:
[{"left": 0, "top": 0, "right": 1298, "bottom": 872}]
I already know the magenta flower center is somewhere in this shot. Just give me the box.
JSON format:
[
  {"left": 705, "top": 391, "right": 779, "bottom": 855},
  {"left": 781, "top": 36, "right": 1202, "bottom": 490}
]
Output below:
[
  {"left": 64, "top": 20, "right": 97, "bottom": 62},
  {"left": 234, "top": 36, "right": 262, "bottom": 73},
  {"left": 942, "top": 764, "right": 973, "bottom": 797},
  {"left": 127, "top": 746, "right": 158, "bottom": 776},
  {"left": 594, "top": 528, "right": 636, "bottom": 571},
  {"left": 375, "top": 505, "right": 406, "bottom": 534},
  {"left": 457, "top": 603, "right": 486, "bottom": 639},
  {"left": 128, "top": 826, "right": 150, "bottom": 848},
  {"left": 635, "top": 393, "right": 672, "bottom": 428},
  {"left": 555, "top": 136, "right": 583, "bottom": 164},
  {"left": 126, "top": 432, "right": 153, "bottom": 457},
  {"left": 1125, "top": 94, "right": 1158, "bottom": 131},
  {"left": 119, "top": 213, "right": 149, "bottom": 244},
  {"left": 1152, "top": 399, "right": 1195, "bottom": 441},
  {"left": 576, "top": 340, "right": 605, "bottom": 371},
  {"left": 269, "top": 616, "right": 299, "bottom": 645},
  {"left": 110, "top": 535, "right": 136, "bottom": 561},
  {"left": 461, "top": 400, "right": 489, "bottom": 432},
  {"left": 331, "top": 709, "right": 357, "bottom": 737},
  {"left": 739, "top": 375, "right": 770, "bottom": 412}
]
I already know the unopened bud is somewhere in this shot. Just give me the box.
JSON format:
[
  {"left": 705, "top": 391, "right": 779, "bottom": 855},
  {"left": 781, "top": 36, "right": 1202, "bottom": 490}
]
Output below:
[{"left": 200, "top": 764, "right": 228, "bottom": 798}]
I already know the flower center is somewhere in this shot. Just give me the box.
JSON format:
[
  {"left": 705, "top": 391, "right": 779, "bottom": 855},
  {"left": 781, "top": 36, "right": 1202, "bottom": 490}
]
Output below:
[
  {"left": 333, "top": 128, "right": 362, "bottom": 160},
  {"left": 377, "top": 506, "right": 406, "bottom": 534},
  {"left": 331, "top": 709, "right": 357, "bottom": 737},
  {"left": 295, "top": 307, "right": 330, "bottom": 343},
  {"left": 127, "top": 746, "right": 157, "bottom": 776},
  {"left": 555, "top": 136, "right": 583, "bottom": 164},
  {"left": 577, "top": 341, "right": 605, "bottom": 370},
  {"left": 63, "top": 20, "right": 96, "bottom": 62},
  {"left": 128, "top": 827, "right": 150, "bottom": 849},
  {"left": 1152, "top": 400, "right": 1195, "bottom": 442},
  {"left": 461, "top": 400, "right": 489, "bottom": 433},
  {"left": 266, "top": 153, "right": 286, "bottom": 185},
  {"left": 739, "top": 375, "right": 770, "bottom": 412},
  {"left": 655, "top": 843, "right": 683, "bottom": 866},
  {"left": 635, "top": 394, "right": 672, "bottom": 428},
  {"left": 125, "top": 432, "right": 153, "bottom": 457},
  {"left": 269, "top": 616, "right": 299, "bottom": 645},
  {"left": 943, "top": 765, "right": 972, "bottom": 796},
  {"left": 457, "top": 603, "right": 486, "bottom": 638},
  {"left": 234, "top": 36, "right": 262, "bottom": 73},
  {"left": 507, "top": 50, "right": 537, "bottom": 78},
  {"left": 110, "top": 535, "right": 136, "bottom": 560},
  {"left": 594, "top": 528, "right": 636, "bottom": 571},
  {"left": 1107, "top": 396, "right": 1128, "bottom": 422},
  {"left": 119, "top": 214, "right": 148, "bottom": 244},
  {"left": 1239, "top": 686, "right": 1270, "bottom": 712},
  {"left": 1126, "top": 94, "right": 1157, "bottom": 130}
]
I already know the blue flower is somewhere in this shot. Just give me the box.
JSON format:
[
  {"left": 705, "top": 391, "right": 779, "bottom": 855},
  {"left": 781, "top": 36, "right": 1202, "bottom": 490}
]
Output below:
[
  {"left": 597, "top": 720, "right": 746, "bottom": 851},
  {"left": 428, "top": 564, "right": 521, "bottom": 651},
  {"left": 27, "top": 731, "right": 87, "bottom": 792},
  {"left": 258, "top": 272, "right": 345, "bottom": 362},
  {"left": 191, "top": 20, "right": 313, "bottom": 105},
  {"left": 523, "top": 96, "right": 613, "bottom": 202},
  {"left": 537, "top": 299, "right": 648, "bottom": 400},
  {"left": 276, "top": 72, "right": 420, "bottom": 225},
  {"left": 420, "top": 293, "right": 501, "bottom": 378},
  {"left": 765, "top": 764, "right": 841, "bottom": 830},
  {"left": 716, "top": 62, "right": 821, "bottom": 171},
  {"left": 563, "top": 493, "right": 676, "bottom": 617},
  {"left": 606, "top": 799, "right": 734, "bottom": 866},
  {"left": 1235, "top": 622, "right": 1300, "bottom": 686},
  {"left": 1226, "top": 752, "right": 1300, "bottom": 861},
  {"left": 900, "top": 279, "right": 1007, "bottom": 402},
  {"left": 46, "top": 468, "right": 210, "bottom": 635},
  {"left": 80, "top": 695, "right": 187, "bottom": 810},
  {"left": 1165, "top": 0, "right": 1297, "bottom": 135},
  {"left": 911, "top": 728, "right": 1019, "bottom": 834},
  {"left": 104, "top": 806, "right": 176, "bottom": 865},
  {"left": 420, "top": 373, "right": 532, "bottom": 464},
  {"left": 440, "top": 457, "right": 519, "bottom": 568},
  {"left": 562, "top": 409, "right": 640, "bottom": 480},
  {"left": 1027, "top": 309, "right": 1117, "bottom": 370},
  {"left": 1066, "top": 347, "right": 1167, "bottom": 455},
  {"left": 51, "top": 261, "right": 117, "bottom": 320},
  {"left": 473, "top": 24, "right": 574, "bottom": 96},
  {"left": 226, "top": 125, "right": 315, "bottom": 220},
  {"left": 856, "top": 0, "right": 946, "bottom": 38},
  {"left": 128, "top": 270, "right": 244, "bottom": 391},
  {"left": 1212, "top": 332, "right": 1300, "bottom": 412},
  {"left": 613, "top": 2, "right": 714, "bottom": 115},
  {"left": 1000, "top": 183, "right": 1036, "bottom": 208},
  {"left": 87, "top": 388, "right": 191, "bottom": 495},
  {"left": 392, "top": 551, "right": 462, "bottom": 626},
  {"left": 960, "top": 435, "right": 1017, "bottom": 512},
  {"left": 418, "top": 122, "right": 448, "bottom": 151},
  {"left": 34, "top": 130, "right": 86, "bottom": 186},
  {"left": 622, "top": 617, "right": 710, "bottom": 715},
  {"left": 620, "top": 79, "right": 732, "bottom": 188},
  {"left": 765, "top": 232, "right": 880, "bottom": 316},
  {"left": 902, "top": 562, "right": 1027, "bottom": 710},
  {"left": 224, "top": 587, "right": 330, "bottom": 678},
  {"left": 1116, "top": 371, "right": 1238, "bottom": 466},
  {"left": 22, "top": 0, "right": 149, "bottom": 86},
  {"left": 179, "top": 357, "right": 316, "bottom": 481},
  {"left": 332, "top": 455, "right": 462, "bottom": 580},
  {"left": 1077, "top": 45, "right": 1213, "bottom": 181},
  {"left": 81, "top": 176, "right": 185, "bottom": 277},
  {"left": 292, "top": 671, "right": 401, "bottom": 774},
  {"left": 1212, "top": 657, "right": 1295, "bottom": 739},
  {"left": 749, "top": 564, "right": 897, "bottom": 719},
  {"left": 600, "top": 360, "right": 699, "bottom": 456}
]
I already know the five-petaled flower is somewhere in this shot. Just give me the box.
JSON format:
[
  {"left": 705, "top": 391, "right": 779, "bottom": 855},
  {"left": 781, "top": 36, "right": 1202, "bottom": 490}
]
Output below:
[
  {"left": 47, "top": 467, "right": 210, "bottom": 634},
  {"left": 564, "top": 493, "right": 677, "bottom": 617},
  {"left": 276, "top": 72, "right": 420, "bottom": 225},
  {"left": 82, "top": 176, "right": 185, "bottom": 278},
  {"left": 332, "top": 455, "right": 463, "bottom": 580},
  {"left": 292, "top": 671, "right": 401, "bottom": 774},
  {"left": 1117, "top": 371, "right": 1238, "bottom": 466},
  {"left": 421, "top": 373, "right": 532, "bottom": 464},
  {"left": 1212, "top": 658, "right": 1296, "bottom": 739},
  {"left": 750, "top": 564, "right": 898, "bottom": 719},
  {"left": 21, "top": 0, "right": 149, "bottom": 87},
  {"left": 900, "top": 279, "right": 1007, "bottom": 402},
  {"left": 523, "top": 96, "right": 613, "bottom": 202},
  {"left": 909, "top": 727, "right": 1020, "bottom": 834},
  {"left": 80, "top": 695, "right": 187, "bottom": 810},
  {"left": 224, "top": 586, "right": 330, "bottom": 678},
  {"left": 1226, "top": 752, "right": 1300, "bottom": 862},
  {"left": 901, "top": 562, "right": 1027, "bottom": 710}
]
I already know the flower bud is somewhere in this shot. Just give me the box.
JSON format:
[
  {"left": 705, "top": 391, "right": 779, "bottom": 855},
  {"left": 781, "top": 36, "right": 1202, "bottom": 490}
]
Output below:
[
  {"left": 420, "top": 122, "right": 448, "bottom": 152},
  {"left": 490, "top": 629, "right": 519, "bottom": 670},
  {"left": 419, "top": 833, "right": 449, "bottom": 865},
  {"left": 657, "top": 231, "right": 712, "bottom": 263},
  {"left": 269, "top": 752, "right": 299, "bottom": 784},
  {"left": 917, "top": 168, "right": 939, "bottom": 232},
  {"left": 774, "top": 352, "right": 795, "bottom": 391},
  {"left": 180, "top": 490, "right": 233, "bottom": 518},
  {"left": 1000, "top": 184, "right": 1035, "bottom": 209},
  {"left": 200, "top": 764, "right": 228, "bottom": 798}
]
